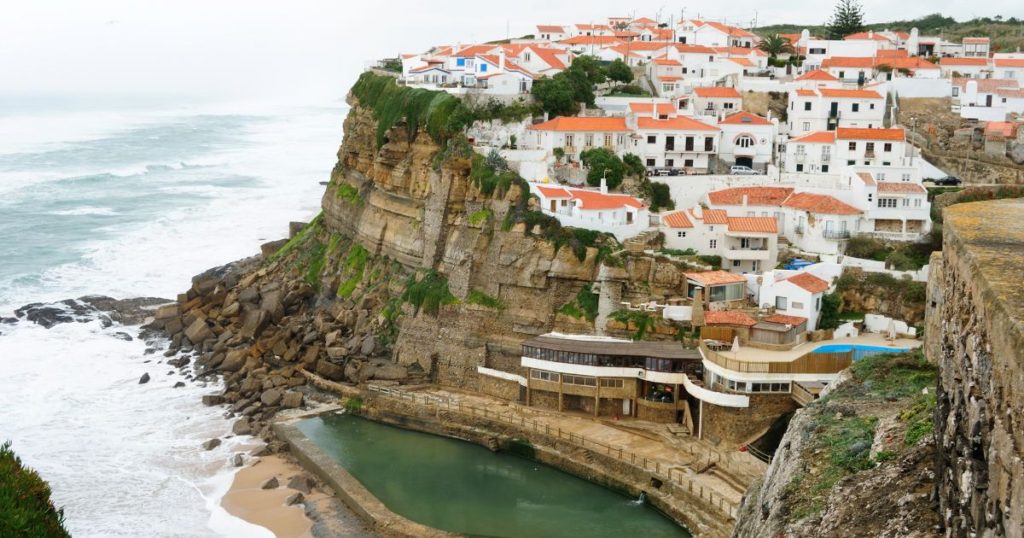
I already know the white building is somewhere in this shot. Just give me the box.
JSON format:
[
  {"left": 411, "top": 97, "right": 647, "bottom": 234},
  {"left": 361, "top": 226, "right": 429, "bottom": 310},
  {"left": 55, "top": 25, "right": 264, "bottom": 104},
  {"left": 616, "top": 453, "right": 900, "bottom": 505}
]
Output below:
[
  {"left": 787, "top": 87, "right": 886, "bottom": 136},
  {"left": 691, "top": 86, "right": 742, "bottom": 120},
  {"left": 939, "top": 57, "right": 993, "bottom": 79},
  {"left": 630, "top": 115, "right": 721, "bottom": 172},
  {"left": 755, "top": 271, "right": 831, "bottom": 331},
  {"left": 661, "top": 208, "right": 780, "bottom": 274},
  {"left": 677, "top": 19, "right": 756, "bottom": 48},
  {"left": 716, "top": 111, "right": 777, "bottom": 172},
  {"left": 531, "top": 184, "right": 649, "bottom": 241},
  {"left": 536, "top": 25, "right": 569, "bottom": 42},
  {"left": 525, "top": 117, "right": 631, "bottom": 161},
  {"left": 952, "top": 78, "right": 1024, "bottom": 122}
]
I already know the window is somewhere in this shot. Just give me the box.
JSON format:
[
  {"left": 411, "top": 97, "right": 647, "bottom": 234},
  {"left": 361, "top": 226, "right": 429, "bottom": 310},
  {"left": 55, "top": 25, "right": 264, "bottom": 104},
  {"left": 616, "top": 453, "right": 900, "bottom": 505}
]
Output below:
[
  {"left": 740, "top": 238, "right": 751, "bottom": 248},
  {"left": 704, "top": 137, "right": 714, "bottom": 151},
  {"left": 710, "top": 239, "right": 718, "bottom": 249},
  {"left": 732, "top": 260, "right": 741, "bottom": 267},
  {"left": 902, "top": 198, "right": 909, "bottom": 207},
  {"left": 676, "top": 231, "right": 687, "bottom": 238},
  {"left": 802, "top": 122, "right": 811, "bottom": 132},
  {"left": 599, "top": 378, "right": 624, "bottom": 388},
  {"left": 848, "top": 141, "right": 857, "bottom": 151},
  {"left": 816, "top": 297, "right": 821, "bottom": 310},
  {"left": 914, "top": 198, "right": 922, "bottom": 208},
  {"left": 952, "top": 87, "right": 960, "bottom": 97},
  {"left": 457, "top": 58, "right": 466, "bottom": 66},
  {"left": 902, "top": 173, "right": 911, "bottom": 181},
  {"left": 531, "top": 370, "right": 559, "bottom": 382},
  {"left": 804, "top": 102, "right": 812, "bottom": 111},
  {"left": 565, "top": 134, "right": 574, "bottom": 147},
  {"left": 878, "top": 198, "right": 897, "bottom": 208},
  {"left": 822, "top": 165, "right": 829, "bottom": 172},
  {"left": 852, "top": 103, "right": 860, "bottom": 112},
  {"left": 684, "top": 159, "right": 694, "bottom": 167},
  {"left": 737, "top": 135, "right": 754, "bottom": 148},
  {"left": 480, "top": 64, "right": 488, "bottom": 72},
  {"left": 646, "top": 158, "right": 656, "bottom": 166},
  {"left": 776, "top": 296, "right": 788, "bottom": 310},
  {"left": 584, "top": 134, "right": 593, "bottom": 147},
  {"left": 868, "top": 193, "right": 873, "bottom": 202},
  {"left": 666, "top": 159, "right": 674, "bottom": 167},
  {"left": 838, "top": 71, "right": 845, "bottom": 79},
  {"left": 792, "top": 301, "right": 804, "bottom": 309},
  {"left": 795, "top": 144, "right": 806, "bottom": 155},
  {"left": 883, "top": 143, "right": 892, "bottom": 152},
  {"left": 870, "top": 103, "right": 876, "bottom": 109},
  {"left": 796, "top": 164, "right": 804, "bottom": 172},
  {"left": 604, "top": 134, "right": 613, "bottom": 147},
  {"left": 647, "top": 135, "right": 657, "bottom": 144}
]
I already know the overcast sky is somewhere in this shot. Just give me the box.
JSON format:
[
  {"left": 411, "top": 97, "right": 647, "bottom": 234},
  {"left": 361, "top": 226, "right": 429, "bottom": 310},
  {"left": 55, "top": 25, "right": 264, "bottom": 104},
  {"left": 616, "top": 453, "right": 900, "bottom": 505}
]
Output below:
[{"left": 2, "top": 1, "right": 1022, "bottom": 105}]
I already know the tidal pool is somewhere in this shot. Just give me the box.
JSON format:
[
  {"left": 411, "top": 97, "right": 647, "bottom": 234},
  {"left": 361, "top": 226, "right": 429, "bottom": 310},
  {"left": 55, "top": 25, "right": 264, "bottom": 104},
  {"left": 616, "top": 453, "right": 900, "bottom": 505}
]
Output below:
[{"left": 297, "top": 413, "right": 691, "bottom": 538}]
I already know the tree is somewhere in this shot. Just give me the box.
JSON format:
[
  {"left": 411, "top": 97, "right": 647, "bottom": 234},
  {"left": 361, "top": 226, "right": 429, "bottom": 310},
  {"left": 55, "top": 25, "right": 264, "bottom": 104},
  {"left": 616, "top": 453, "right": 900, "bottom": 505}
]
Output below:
[
  {"left": 622, "top": 153, "right": 646, "bottom": 177},
  {"left": 825, "top": 0, "right": 866, "bottom": 40},
  {"left": 757, "top": 34, "right": 796, "bottom": 58},
  {"left": 645, "top": 181, "right": 675, "bottom": 212},
  {"left": 605, "top": 59, "right": 634, "bottom": 84},
  {"left": 580, "top": 148, "right": 625, "bottom": 190},
  {"left": 818, "top": 293, "right": 842, "bottom": 330},
  {"left": 531, "top": 76, "right": 578, "bottom": 116}
]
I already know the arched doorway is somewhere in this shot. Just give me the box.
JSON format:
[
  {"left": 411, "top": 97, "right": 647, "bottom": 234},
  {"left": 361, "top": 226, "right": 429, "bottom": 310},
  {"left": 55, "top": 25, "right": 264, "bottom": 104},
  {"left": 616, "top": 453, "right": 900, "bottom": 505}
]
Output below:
[{"left": 735, "top": 156, "right": 753, "bottom": 168}]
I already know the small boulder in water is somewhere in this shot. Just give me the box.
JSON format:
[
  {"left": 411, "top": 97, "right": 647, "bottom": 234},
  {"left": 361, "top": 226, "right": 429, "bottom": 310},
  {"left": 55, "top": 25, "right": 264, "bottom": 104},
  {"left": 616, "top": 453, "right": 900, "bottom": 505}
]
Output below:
[
  {"left": 287, "top": 475, "right": 315, "bottom": 494},
  {"left": 285, "top": 492, "right": 305, "bottom": 506},
  {"left": 112, "top": 331, "right": 133, "bottom": 341},
  {"left": 201, "top": 438, "right": 221, "bottom": 451},
  {"left": 173, "top": 381, "right": 186, "bottom": 388},
  {"left": 138, "top": 373, "right": 151, "bottom": 384},
  {"left": 231, "top": 453, "right": 244, "bottom": 467}
]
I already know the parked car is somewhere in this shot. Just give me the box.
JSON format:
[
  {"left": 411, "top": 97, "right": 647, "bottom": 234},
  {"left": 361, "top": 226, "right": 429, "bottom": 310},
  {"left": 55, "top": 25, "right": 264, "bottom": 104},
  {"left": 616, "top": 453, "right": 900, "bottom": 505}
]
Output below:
[
  {"left": 730, "top": 165, "right": 759, "bottom": 175},
  {"left": 932, "top": 175, "right": 962, "bottom": 186}
]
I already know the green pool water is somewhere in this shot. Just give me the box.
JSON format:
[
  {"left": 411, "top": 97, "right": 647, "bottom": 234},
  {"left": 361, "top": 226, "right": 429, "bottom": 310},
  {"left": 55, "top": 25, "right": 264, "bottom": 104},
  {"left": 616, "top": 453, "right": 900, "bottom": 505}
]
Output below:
[{"left": 296, "top": 413, "right": 691, "bottom": 538}]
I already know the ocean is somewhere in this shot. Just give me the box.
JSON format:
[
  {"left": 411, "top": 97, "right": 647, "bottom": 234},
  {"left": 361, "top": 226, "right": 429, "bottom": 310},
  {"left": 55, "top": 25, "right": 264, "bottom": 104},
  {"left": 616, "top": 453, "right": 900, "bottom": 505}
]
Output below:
[{"left": 0, "top": 95, "right": 342, "bottom": 536}]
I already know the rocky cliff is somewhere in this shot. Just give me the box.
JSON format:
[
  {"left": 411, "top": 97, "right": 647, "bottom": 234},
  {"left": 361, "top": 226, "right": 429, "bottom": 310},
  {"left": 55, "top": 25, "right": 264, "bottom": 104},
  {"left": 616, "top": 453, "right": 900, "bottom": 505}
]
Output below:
[{"left": 143, "top": 75, "right": 700, "bottom": 451}]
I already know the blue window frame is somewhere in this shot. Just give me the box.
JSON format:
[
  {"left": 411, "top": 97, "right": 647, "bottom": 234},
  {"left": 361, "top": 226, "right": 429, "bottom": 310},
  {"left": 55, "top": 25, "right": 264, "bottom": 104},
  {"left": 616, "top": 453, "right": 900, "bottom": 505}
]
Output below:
[
  {"left": 456, "top": 58, "right": 465, "bottom": 67},
  {"left": 480, "top": 64, "right": 488, "bottom": 72}
]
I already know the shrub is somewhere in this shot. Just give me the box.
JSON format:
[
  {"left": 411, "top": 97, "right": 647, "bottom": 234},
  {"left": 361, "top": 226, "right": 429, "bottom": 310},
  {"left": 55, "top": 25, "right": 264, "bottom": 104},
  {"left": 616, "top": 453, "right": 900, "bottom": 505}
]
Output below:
[
  {"left": 579, "top": 147, "right": 625, "bottom": 190},
  {"left": 818, "top": 293, "right": 842, "bottom": 330},
  {"left": 466, "top": 290, "right": 505, "bottom": 310},
  {"left": 622, "top": 153, "right": 646, "bottom": 177},
  {"left": 645, "top": 181, "right": 675, "bottom": 212},
  {"left": 610, "top": 309, "right": 656, "bottom": 340},
  {"left": 0, "top": 441, "right": 69, "bottom": 538},
  {"left": 351, "top": 72, "right": 470, "bottom": 148},
  {"left": 401, "top": 271, "right": 458, "bottom": 315},
  {"left": 697, "top": 255, "right": 722, "bottom": 269},
  {"left": 336, "top": 183, "right": 361, "bottom": 205},
  {"left": 605, "top": 59, "right": 634, "bottom": 84}
]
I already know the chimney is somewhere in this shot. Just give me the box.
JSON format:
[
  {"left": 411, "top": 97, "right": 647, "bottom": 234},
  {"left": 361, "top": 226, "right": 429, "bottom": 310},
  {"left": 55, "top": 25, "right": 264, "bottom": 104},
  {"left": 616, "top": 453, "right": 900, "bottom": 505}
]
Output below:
[
  {"left": 742, "top": 194, "right": 749, "bottom": 207},
  {"left": 868, "top": 30, "right": 874, "bottom": 39},
  {"left": 499, "top": 49, "right": 506, "bottom": 71},
  {"left": 600, "top": 176, "right": 608, "bottom": 194}
]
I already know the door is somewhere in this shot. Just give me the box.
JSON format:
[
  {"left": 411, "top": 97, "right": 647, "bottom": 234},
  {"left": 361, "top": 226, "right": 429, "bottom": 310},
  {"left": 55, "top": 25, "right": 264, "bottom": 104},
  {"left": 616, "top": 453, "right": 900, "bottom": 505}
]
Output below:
[
  {"left": 736, "top": 156, "right": 753, "bottom": 168},
  {"left": 665, "top": 136, "right": 675, "bottom": 151},
  {"left": 550, "top": 200, "right": 556, "bottom": 212},
  {"left": 623, "top": 399, "right": 631, "bottom": 416},
  {"left": 986, "top": 94, "right": 993, "bottom": 107}
]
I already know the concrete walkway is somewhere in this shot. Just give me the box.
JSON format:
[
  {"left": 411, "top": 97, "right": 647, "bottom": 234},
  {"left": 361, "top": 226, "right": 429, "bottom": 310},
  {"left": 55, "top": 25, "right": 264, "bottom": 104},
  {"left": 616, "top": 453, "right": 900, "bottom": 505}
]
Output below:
[
  {"left": 413, "top": 386, "right": 768, "bottom": 506},
  {"left": 721, "top": 333, "right": 922, "bottom": 363}
]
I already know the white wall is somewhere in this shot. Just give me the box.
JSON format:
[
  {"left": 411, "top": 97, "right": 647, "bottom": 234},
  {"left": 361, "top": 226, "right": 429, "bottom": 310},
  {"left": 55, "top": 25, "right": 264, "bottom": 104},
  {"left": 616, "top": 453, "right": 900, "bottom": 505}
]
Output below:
[{"left": 892, "top": 77, "right": 952, "bottom": 98}]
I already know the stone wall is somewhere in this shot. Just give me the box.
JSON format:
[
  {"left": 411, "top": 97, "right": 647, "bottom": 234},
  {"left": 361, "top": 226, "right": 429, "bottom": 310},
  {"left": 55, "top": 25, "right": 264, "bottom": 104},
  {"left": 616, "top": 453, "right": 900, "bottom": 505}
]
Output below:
[
  {"left": 934, "top": 199, "right": 1024, "bottom": 537},
  {"left": 477, "top": 375, "right": 521, "bottom": 402},
  {"left": 701, "top": 393, "right": 798, "bottom": 446}
]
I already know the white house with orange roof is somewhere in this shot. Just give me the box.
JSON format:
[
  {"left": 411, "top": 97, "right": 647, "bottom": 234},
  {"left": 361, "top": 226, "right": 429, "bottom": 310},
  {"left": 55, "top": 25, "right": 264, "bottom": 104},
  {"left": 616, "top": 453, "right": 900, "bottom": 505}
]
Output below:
[
  {"left": 661, "top": 207, "right": 780, "bottom": 274},
  {"left": 530, "top": 184, "right": 649, "bottom": 241},
  {"left": 784, "top": 128, "right": 912, "bottom": 175},
  {"left": 787, "top": 87, "right": 886, "bottom": 136},
  {"left": 536, "top": 25, "right": 569, "bottom": 42},
  {"left": 993, "top": 56, "right": 1024, "bottom": 81},
  {"left": 843, "top": 170, "right": 932, "bottom": 240},
  {"left": 755, "top": 271, "right": 832, "bottom": 330},
  {"left": 691, "top": 86, "right": 742, "bottom": 119},
  {"left": 794, "top": 69, "right": 844, "bottom": 89},
  {"left": 963, "top": 37, "right": 991, "bottom": 58},
  {"left": 677, "top": 19, "right": 757, "bottom": 49},
  {"left": 502, "top": 44, "right": 572, "bottom": 77},
  {"left": 939, "top": 57, "right": 992, "bottom": 79},
  {"left": 716, "top": 111, "right": 777, "bottom": 173},
  {"left": 952, "top": 78, "right": 1024, "bottom": 121},
  {"left": 630, "top": 114, "right": 721, "bottom": 172},
  {"left": 525, "top": 117, "right": 631, "bottom": 161}
]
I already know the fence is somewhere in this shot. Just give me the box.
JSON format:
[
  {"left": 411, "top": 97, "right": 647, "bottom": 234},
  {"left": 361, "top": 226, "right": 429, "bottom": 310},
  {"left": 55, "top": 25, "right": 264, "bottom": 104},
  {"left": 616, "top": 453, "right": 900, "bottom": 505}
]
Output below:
[
  {"left": 700, "top": 342, "right": 853, "bottom": 375},
  {"left": 366, "top": 385, "right": 741, "bottom": 519}
]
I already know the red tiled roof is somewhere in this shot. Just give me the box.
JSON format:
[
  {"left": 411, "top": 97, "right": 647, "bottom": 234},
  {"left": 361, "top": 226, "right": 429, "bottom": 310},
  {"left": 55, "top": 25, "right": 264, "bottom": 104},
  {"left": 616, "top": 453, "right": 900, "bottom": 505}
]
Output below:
[
  {"left": 693, "top": 86, "right": 741, "bottom": 98},
  {"left": 693, "top": 20, "right": 755, "bottom": 38},
  {"left": 662, "top": 211, "right": 694, "bottom": 228},
  {"left": 821, "top": 56, "right": 876, "bottom": 68},
  {"left": 817, "top": 88, "right": 883, "bottom": 99},
  {"left": 654, "top": 58, "right": 682, "bottom": 66},
  {"left": 844, "top": 32, "right": 893, "bottom": 42},
  {"left": 995, "top": 59, "right": 1024, "bottom": 68},
  {"left": 701, "top": 209, "right": 729, "bottom": 224},
  {"left": 963, "top": 37, "right": 990, "bottom": 44},
  {"left": 791, "top": 131, "right": 836, "bottom": 144},
  {"left": 875, "top": 49, "right": 909, "bottom": 58},
  {"left": 454, "top": 45, "right": 498, "bottom": 58},
  {"left": 537, "top": 25, "right": 565, "bottom": 33},
  {"left": 570, "top": 190, "right": 645, "bottom": 210},
  {"left": 878, "top": 57, "right": 939, "bottom": 71},
  {"left": 675, "top": 44, "right": 716, "bottom": 54},
  {"left": 704, "top": 310, "right": 757, "bottom": 326},
  {"left": 876, "top": 182, "right": 926, "bottom": 193},
  {"left": 685, "top": 270, "right": 747, "bottom": 286},
  {"left": 781, "top": 272, "right": 830, "bottom": 293},
  {"left": 560, "top": 35, "right": 622, "bottom": 46},
  {"left": 940, "top": 57, "right": 989, "bottom": 67},
  {"left": 708, "top": 186, "right": 794, "bottom": 206},
  {"left": 536, "top": 186, "right": 572, "bottom": 198},
  {"left": 782, "top": 192, "right": 861, "bottom": 215},
  {"left": 836, "top": 127, "right": 905, "bottom": 141},
  {"left": 528, "top": 117, "right": 630, "bottom": 132},
  {"left": 637, "top": 116, "right": 719, "bottom": 131},
  {"left": 794, "top": 89, "right": 817, "bottom": 97},
  {"left": 629, "top": 102, "right": 676, "bottom": 115},
  {"left": 796, "top": 69, "right": 839, "bottom": 81},
  {"left": 763, "top": 313, "right": 808, "bottom": 326},
  {"left": 729, "top": 58, "right": 755, "bottom": 67},
  {"left": 719, "top": 111, "right": 771, "bottom": 125},
  {"left": 712, "top": 46, "right": 767, "bottom": 57},
  {"left": 855, "top": 172, "right": 877, "bottom": 186},
  {"left": 727, "top": 217, "right": 778, "bottom": 234}
]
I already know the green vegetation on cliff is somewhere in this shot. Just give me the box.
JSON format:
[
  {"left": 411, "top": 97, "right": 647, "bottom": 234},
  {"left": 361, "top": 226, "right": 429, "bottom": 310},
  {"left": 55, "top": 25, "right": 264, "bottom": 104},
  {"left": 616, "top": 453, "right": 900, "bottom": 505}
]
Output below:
[
  {"left": 467, "top": 290, "right": 505, "bottom": 310},
  {"left": 401, "top": 270, "right": 458, "bottom": 316},
  {"left": 558, "top": 284, "right": 599, "bottom": 322},
  {"left": 0, "top": 441, "right": 69, "bottom": 538}
]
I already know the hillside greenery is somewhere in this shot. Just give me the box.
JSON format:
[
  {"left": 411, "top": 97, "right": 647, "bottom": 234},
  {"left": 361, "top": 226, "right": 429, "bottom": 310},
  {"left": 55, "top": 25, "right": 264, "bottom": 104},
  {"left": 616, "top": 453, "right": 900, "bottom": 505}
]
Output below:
[{"left": 0, "top": 442, "right": 70, "bottom": 538}]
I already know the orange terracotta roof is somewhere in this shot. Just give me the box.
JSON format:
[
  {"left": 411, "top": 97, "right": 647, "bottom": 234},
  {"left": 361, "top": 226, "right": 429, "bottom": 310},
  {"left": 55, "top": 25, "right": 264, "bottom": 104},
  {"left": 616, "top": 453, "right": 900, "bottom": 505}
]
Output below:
[
  {"left": 654, "top": 58, "right": 682, "bottom": 66},
  {"left": 952, "top": 78, "right": 1019, "bottom": 93},
  {"left": 817, "top": 88, "right": 883, "bottom": 99},
  {"left": 712, "top": 46, "right": 767, "bottom": 57},
  {"left": 727, "top": 216, "right": 778, "bottom": 233},
  {"left": 875, "top": 49, "right": 909, "bottom": 58},
  {"left": 704, "top": 310, "right": 757, "bottom": 326},
  {"left": 876, "top": 182, "right": 926, "bottom": 194},
  {"left": 693, "top": 87, "right": 741, "bottom": 98},
  {"left": 686, "top": 270, "right": 747, "bottom": 287},
  {"left": 528, "top": 117, "right": 630, "bottom": 132},
  {"left": 719, "top": 111, "right": 771, "bottom": 125},
  {"left": 693, "top": 20, "right": 755, "bottom": 38},
  {"left": 821, "top": 56, "right": 876, "bottom": 68},
  {"left": 782, "top": 192, "right": 862, "bottom": 215},
  {"left": 575, "top": 23, "right": 612, "bottom": 31},
  {"left": 763, "top": 313, "right": 808, "bottom": 325},
  {"left": 409, "top": 65, "right": 449, "bottom": 74},
  {"left": 729, "top": 58, "right": 755, "bottom": 67},
  {"left": 963, "top": 37, "right": 990, "bottom": 44},
  {"left": 708, "top": 186, "right": 794, "bottom": 206},
  {"left": 537, "top": 25, "right": 566, "bottom": 33},
  {"left": 629, "top": 102, "right": 676, "bottom": 115},
  {"left": 940, "top": 57, "right": 990, "bottom": 66},
  {"left": 637, "top": 116, "right": 719, "bottom": 131},
  {"left": 781, "top": 272, "right": 830, "bottom": 293},
  {"left": 701, "top": 209, "right": 729, "bottom": 224},
  {"left": 844, "top": 32, "right": 893, "bottom": 42},
  {"left": 878, "top": 57, "right": 939, "bottom": 70},
  {"left": 659, "top": 75, "right": 683, "bottom": 81},
  {"left": 791, "top": 131, "right": 836, "bottom": 144},
  {"left": 536, "top": 186, "right": 572, "bottom": 198},
  {"left": 675, "top": 44, "right": 716, "bottom": 54},
  {"left": 995, "top": 59, "right": 1024, "bottom": 68},
  {"left": 836, "top": 127, "right": 905, "bottom": 141},
  {"left": 560, "top": 35, "right": 622, "bottom": 46},
  {"left": 796, "top": 69, "right": 839, "bottom": 81},
  {"left": 454, "top": 45, "right": 498, "bottom": 58},
  {"left": 662, "top": 211, "right": 694, "bottom": 228},
  {"left": 855, "top": 172, "right": 877, "bottom": 186},
  {"left": 570, "top": 190, "right": 645, "bottom": 210}
]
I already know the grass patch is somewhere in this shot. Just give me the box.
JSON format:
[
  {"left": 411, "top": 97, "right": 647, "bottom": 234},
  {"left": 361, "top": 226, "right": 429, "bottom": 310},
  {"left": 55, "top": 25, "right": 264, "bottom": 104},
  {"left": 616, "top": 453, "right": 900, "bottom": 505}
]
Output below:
[
  {"left": 267, "top": 212, "right": 323, "bottom": 263},
  {"left": 610, "top": 309, "right": 657, "bottom": 340},
  {"left": 336, "top": 244, "right": 369, "bottom": 299},
  {"left": 343, "top": 397, "right": 364, "bottom": 413},
  {"left": 336, "top": 183, "right": 362, "bottom": 205},
  {"left": 0, "top": 441, "right": 70, "bottom": 538},
  {"left": 401, "top": 270, "right": 459, "bottom": 316},
  {"left": 466, "top": 290, "right": 505, "bottom": 310},
  {"left": 901, "top": 391, "right": 937, "bottom": 445},
  {"left": 558, "top": 284, "right": 599, "bottom": 322},
  {"left": 849, "top": 350, "right": 936, "bottom": 399},
  {"left": 468, "top": 208, "right": 492, "bottom": 226}
]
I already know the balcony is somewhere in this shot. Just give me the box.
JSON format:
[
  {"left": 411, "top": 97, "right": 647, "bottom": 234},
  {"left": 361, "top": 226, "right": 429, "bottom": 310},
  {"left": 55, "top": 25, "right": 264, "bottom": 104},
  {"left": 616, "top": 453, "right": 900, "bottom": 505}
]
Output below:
[
  {"left": 794, "top": 225, "right": 805, "bottom": 235},
  {"left": 723, "top": 248, "right": 770, "bottom": 260},
  {"left": 822, "top": 230, "right": 852, "bottom": 239},
  {"left": 864, "top": 151, "right": 876, "bottom": 159}
]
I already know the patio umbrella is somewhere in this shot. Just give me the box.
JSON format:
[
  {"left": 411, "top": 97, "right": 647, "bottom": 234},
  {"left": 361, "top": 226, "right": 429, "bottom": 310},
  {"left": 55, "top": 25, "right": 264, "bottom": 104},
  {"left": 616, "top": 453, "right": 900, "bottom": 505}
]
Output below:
[
  {"left": 887, "top": 319, "right": 897, "bottom": 341},
  {"left": 731, "top": 335, "right": 741, "bottom": 353}
]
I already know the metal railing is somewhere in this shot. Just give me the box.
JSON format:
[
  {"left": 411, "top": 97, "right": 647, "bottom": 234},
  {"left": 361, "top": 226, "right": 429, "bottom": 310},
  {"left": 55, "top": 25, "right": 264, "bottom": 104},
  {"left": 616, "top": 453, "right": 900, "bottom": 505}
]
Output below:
[
  {"left": 366, "top": 385, "right": 741, "bottom": 519},
  {"left": 822, "top": 229, "right": 852, "bottom": 239}
]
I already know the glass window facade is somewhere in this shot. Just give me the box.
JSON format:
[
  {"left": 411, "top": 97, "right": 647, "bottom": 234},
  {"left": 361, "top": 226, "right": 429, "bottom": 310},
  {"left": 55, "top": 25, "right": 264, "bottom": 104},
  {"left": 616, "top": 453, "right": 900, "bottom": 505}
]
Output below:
[{"left": 522, "top": 345, "right": 701, "bottom": 376}]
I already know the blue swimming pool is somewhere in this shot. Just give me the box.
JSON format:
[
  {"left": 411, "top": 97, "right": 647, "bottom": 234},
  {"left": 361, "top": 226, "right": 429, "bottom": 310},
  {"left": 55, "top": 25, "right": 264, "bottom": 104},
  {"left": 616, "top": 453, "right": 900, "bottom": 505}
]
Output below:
[{"left": 813, "top": 344, "right": 910, "bottom": 360}]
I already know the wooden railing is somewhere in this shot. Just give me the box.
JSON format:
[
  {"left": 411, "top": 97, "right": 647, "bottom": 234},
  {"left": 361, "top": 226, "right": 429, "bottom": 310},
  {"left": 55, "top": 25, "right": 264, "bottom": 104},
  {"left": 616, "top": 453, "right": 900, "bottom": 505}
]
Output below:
[
  {"left": 366, "top": 385, "right": 741, "bottom": 519},
  {"left": 791, "top": 382, "right": 817, "bottom": 406},
  {"left": 700, "top": 342, "right": 853, "bottom": 375}
]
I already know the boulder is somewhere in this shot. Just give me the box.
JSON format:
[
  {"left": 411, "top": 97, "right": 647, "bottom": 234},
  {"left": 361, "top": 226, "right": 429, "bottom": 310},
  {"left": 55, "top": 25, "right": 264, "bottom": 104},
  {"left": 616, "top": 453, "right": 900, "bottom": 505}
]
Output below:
[
  {"left": 138, "top": 372, "right": 151, "bottom": 384},
  {"left": 154, "top": 304, "right": 179, "bottom": 320},
  {"left": 260, "top": 477, "right": 279, "bottom": 490},
  {"left": 221, "top": 302, "right": 240, "bottom": 318},
  {"left": 219, "top": 349, "right": 248, "bottom": 373},
  {"left": 184, "top": 318, "right": 214, "bottom": 345},
  {"left": 250, "top": 445, "right": 271, "bottom": 457},
  {"left": 237, "top": 287, "right": 260, "bottom": 304},
  {"left": 285, "top": 492, "right": 305, "bottom": 506},
  {"left": 202, "top": 438, "right": 221, "bottom": 451},
  {"left": 112, "top": 332, "right": 133, "bottom": 341},
  {"left": 232, "top": 419, "right": 252, "bottom": 436},
  {"left": 359, "top": 334, "right": 376, "bottom": 356},
  {"left": 260, "top": 389, "right": 283, "bottom": 407},
  {"left": 286, "top": 475, "right": 315, "bottom": 494},
  {"left": 280, "top": 391, "right": 304, "bottom": 409},
  {"left": 202, "top": 394, "right": 225, "bottom": 407},
  {"left": 239, "top": 310, "right": 269, "bottom": 340},
  {"left": 315, "top": 360, "right": 346, "bottom": 382},
  {"left": 231, "top": 453, "right": 244, "bottom": 467},
  {"left": 173, "top": 381, "right": 186, "bottom": 388}
]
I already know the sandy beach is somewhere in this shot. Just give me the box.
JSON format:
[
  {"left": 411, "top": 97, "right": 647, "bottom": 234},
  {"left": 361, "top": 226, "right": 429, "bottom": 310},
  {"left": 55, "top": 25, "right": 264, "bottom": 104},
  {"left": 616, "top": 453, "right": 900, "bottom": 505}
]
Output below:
[{"left": 221, "top": 453, "right": 318, "bottom": 538}]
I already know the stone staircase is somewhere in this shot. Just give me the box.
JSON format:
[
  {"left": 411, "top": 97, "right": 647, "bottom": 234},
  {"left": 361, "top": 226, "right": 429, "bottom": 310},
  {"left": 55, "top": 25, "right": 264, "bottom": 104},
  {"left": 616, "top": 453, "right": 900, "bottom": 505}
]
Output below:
[
  {"left": 623, "top": 230, "right": 659, "bottom": 254},
  {"left": 594, "top": 265, "right": 621, "bottom": 336}
]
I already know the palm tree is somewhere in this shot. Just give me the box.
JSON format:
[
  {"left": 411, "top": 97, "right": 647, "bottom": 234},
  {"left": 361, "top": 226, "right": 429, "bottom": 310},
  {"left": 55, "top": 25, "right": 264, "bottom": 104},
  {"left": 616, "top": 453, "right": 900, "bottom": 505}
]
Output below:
[{"left": 757, "top": 34, "right": 796, "bottom": 58}]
